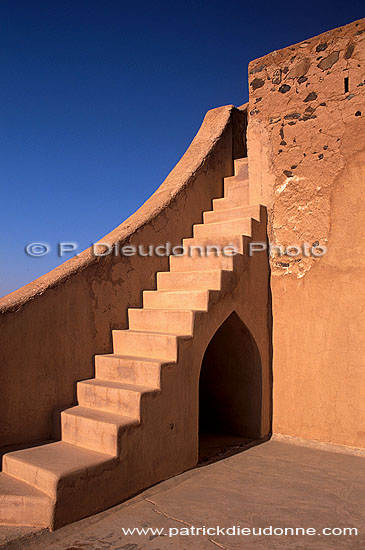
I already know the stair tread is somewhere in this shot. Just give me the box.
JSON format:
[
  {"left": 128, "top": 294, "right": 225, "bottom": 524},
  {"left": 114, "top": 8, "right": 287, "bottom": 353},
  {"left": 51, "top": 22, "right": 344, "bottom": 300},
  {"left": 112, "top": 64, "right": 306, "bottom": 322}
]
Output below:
[
  {"left": 106, "top": 348, "right": 178, "bottom": 363},
  {"left": 4, "top": 441, "right": 112, "bottom": 476},
  {"left": 114, "top": 328, "right": 179, "bottom": 335},
  {"left": 183, "top": 235, "right": 243, "bottom": 244},
  {"left": 158, "top": 269, "right": 223, "bottom": 275},
  {"left": 143, "top": 288, "right": 212, "bottom": 312},
  {"left": 144, "top": 289, "right": 208, "bottom": 295},
  {"left": 170, "top": 254, "right": 235, "bottom": 271},
  {"left": 129, "top": 308, "right": 194, "bottom": 313},
  {"left": 0, "top": 472, "right": 52, "bottom": 500},
  {"left": 113, "top": 328, "right": 190, "bottom": 338},
  {"left": 187, "top": 232, "right": 245, "bottom": 239},
  {"left": 217, "top": 203, "right": 262, "bottom": 210},
  {"left": 213, "top": 198, "right": 240, "bottom": 205},
  {"left": 209, "top": 206, "right": 259, "bottom": 216},
  {"left": 204, "top": 208, "right": 261, "bottom": 225},
  {"left": 195, "top": 217, "right": 251, "bottom": 228},
  {"left": 212, "top": 205, "right": 250, "bottom": 212},
  {"left": 97, "top": 353, "right": 168, "bottom": 364},
  {"left": 63, "top": 406, "right": 140, "bottom": 426},
  {"left": 224, "top": 175, "right": 248, "bottom": 183},
  {"left": 79, "top": 379, "right": 159, "bottom": 393}
]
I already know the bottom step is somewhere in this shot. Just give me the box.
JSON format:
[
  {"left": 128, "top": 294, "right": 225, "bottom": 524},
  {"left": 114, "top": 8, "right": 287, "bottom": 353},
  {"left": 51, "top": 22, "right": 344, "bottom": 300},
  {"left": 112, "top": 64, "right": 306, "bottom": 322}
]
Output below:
[
  {"left": 0, "top": 472, "right": 53, "bottom": 527},
  {"left": 3, "top": 441, "right": 115, "bottom": 499}
]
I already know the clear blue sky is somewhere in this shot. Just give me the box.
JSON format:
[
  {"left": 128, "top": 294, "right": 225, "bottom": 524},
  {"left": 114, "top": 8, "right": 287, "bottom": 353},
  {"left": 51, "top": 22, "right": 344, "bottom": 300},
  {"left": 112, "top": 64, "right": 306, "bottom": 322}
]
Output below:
[{"left": 1, "top": 1, "right": 363, "bottom": 297}]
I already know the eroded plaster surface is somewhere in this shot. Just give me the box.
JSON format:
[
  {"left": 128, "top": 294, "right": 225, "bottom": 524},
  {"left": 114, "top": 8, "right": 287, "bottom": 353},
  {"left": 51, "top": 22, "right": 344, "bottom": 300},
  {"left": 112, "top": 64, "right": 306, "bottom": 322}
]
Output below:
[{"left": 247, "top": 18, "right": 365, "bottom": 447}]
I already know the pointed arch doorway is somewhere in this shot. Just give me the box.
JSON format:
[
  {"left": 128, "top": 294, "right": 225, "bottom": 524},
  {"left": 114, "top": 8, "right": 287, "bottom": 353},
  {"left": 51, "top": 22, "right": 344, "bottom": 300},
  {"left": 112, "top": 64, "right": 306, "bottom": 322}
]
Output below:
[{"left": 199, "top": 311, "right": 263, "bottom": 462}]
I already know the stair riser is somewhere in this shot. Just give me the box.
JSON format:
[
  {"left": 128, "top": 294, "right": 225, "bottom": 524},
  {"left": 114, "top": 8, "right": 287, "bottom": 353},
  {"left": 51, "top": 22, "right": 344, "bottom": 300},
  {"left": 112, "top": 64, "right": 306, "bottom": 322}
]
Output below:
[
  {"left": 143, "top": 292, "right": 208, "bottom": 311},
  {"left": 223, "top": 174, "right": 247, "bottom": 184},
  {"left": 204, "top": 205, "right": 261, "bottom": 224},
  {"left": 0, "top": 496, "right": 53, "bottom": 527},
  {"left": 224, "top": 185, "right": 249, "bottom": 203},
  {"left": 3, "top": 451, "right": 117, "bottom": 501},
  {"left": 157, "top": 270, "right": 222, "bottom": 290},
  {"left": 112, "top": 331, "right": 178, "bottom": 361},
  {"left": 193, "top": 219, "right": 251, "bottom": 239},
  {"left": 212, "top": 197, "right": 250, "bottom": 211},
  {"left": 61, "top": 411, "right": 119, "bottom": 455},
  {"left": 77, "top": 383, "right": 143, "bottom": 417},
  {"left": 182, "top": 237, "right": 244, "bottom": 255},
  {"left": 170, "top": 255, "right": 234, "bottom": 272},
  {"left": 234, "top": 159, "right": 248, "bottom": 177},
  {"left": 128, "top": 309, "right": 194, "bottom": 335},
  {"left": 95, "top": 356, "right": 162, "bottom": 387}
]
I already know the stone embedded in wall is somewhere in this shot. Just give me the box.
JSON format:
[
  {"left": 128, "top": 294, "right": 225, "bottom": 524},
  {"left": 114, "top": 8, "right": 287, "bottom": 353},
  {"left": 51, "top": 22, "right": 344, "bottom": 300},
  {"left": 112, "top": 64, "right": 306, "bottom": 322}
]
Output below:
[
  {"left": 250, "top": 78, "right": 265, "bottom": 90},
  {"left": 284, "top": 113, "right": 301, "bottom": 120},
  {"left": 344, "top": 44, "right": 355, "bottom": 59},
  {"left": 316, "top": 42, "right": 328, "bottom": 52},
  {"left": 288, "top": 58, "right": 311, "bottom": 79},
  {"left": 317, "top": 51, "right": 340, "bottom": 70},
  {"left": 272, "top": 69, "right": 282, "bottom": 84},
  {"left": 249, "top": 64, "right": 266, "bottom": 74},
  {"left": 278, "top": 84, "right": 291, "bottom": 93},
  {"left": 303, "top": 92, "right": 318, "bottom": 102}
]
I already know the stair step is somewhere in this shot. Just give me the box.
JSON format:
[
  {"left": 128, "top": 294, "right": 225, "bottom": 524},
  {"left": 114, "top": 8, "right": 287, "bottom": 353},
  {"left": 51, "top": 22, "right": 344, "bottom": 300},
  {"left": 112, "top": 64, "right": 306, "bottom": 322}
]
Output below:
[
  {"left": 182, "top": 235, "right": 243, "bottom": 255},
  {"left": 224, "top": 179, "right": 249, "bottom": 201},
  {"left": 181, "top": 236, "right": 241, "bottom": 256},
  {"left": 157, "top": 269, "right": 224, "bottom": 291},
  {"left": 3, "top": 441, "right": 114, "bottom": 499},
  {"left": 0, "top": 472, "right": 53, "bottom": 527},
  {"left": 129, "top": 308, "right": 195, "bottom": 335},
  {"left": 0, "top": 153, "right": 265, "bottom": 529},
  {"left": 234, "top": 157, "right": 248, "bottom": 177},
  {"left": 61, "top": 406, "right": 139, "bottom": 456},
  {"left": 77, "top": 379, "right": 159, "bottom": 418},
  {"left": 95, "top": 354, "right": 165, "bottom": 387},
  {"left": 113, "top": 329, "right": 180, "bottom": 361},
  {"left": 204, "top": 204, "right": 261, "bottom": 224},
  {"left": 212, "top": 196, "right": 249, "bottom": 211},
  {"left": 193, "top": 218, "right": 252, "bottom": 239},
  {"left": 143, "top": 289, "right": 210, "bottom": 311},
  {"left": 223, "top": 174, "right": 247, "bottom": 184},
  {"left": 169, "top": 253, "right": 235, "bottom": 272}
]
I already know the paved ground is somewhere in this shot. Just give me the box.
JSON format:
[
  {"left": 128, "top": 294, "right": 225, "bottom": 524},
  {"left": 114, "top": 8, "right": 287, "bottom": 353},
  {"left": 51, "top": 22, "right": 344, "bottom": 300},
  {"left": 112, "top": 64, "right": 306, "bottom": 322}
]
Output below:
[{"left": 1, "top": 439, "right": 364, "bottom": 549}]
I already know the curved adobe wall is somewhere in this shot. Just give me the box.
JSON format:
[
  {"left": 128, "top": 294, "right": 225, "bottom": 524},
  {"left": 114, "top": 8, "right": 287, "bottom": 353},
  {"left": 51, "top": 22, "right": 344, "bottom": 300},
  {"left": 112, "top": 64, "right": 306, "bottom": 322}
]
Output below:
[{"left": 0, "top": 105, "right": 246, "bottom": 450}]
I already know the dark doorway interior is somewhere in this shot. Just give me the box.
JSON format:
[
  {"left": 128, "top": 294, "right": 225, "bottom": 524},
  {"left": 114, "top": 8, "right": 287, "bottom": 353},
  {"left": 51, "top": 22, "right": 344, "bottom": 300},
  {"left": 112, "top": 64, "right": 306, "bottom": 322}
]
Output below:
[{"left": 199, "top": 311, "right": 262, "bottom": 463}]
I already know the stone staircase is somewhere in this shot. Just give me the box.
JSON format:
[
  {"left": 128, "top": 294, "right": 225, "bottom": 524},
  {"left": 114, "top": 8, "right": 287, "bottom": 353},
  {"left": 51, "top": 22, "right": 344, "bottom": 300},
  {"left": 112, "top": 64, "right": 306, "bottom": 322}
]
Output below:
[{"left": 0, "top": 157, "right": 267, "bottom": 529}]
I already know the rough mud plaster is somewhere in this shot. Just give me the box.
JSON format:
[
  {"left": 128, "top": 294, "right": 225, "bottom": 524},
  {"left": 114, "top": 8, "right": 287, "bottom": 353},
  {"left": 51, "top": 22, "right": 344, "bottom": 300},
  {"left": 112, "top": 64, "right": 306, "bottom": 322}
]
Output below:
[{"left": 247, "top": 19, "right": 365, "bottom": 447}]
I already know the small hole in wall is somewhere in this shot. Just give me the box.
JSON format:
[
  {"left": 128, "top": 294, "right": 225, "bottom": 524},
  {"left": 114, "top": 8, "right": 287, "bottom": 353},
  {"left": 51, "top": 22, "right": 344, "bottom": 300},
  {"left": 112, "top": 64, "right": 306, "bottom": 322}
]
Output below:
[{"left": 344, "top": 77, "right": 349, "bottom": 93}]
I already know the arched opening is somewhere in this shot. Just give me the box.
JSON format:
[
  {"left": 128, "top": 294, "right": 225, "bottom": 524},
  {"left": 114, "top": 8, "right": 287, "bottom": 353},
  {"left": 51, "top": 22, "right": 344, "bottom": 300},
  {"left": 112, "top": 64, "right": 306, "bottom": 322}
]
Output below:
[{"left": 199, "top": 311, "right": 262, "bottom": 462}]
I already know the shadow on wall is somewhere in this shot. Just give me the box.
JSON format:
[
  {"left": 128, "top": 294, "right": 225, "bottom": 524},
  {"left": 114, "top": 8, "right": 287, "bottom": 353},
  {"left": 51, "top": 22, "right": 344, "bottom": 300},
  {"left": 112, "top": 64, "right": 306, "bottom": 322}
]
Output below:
[{"left": 199, "top": 311, "right": 264, "bottom": 462}]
